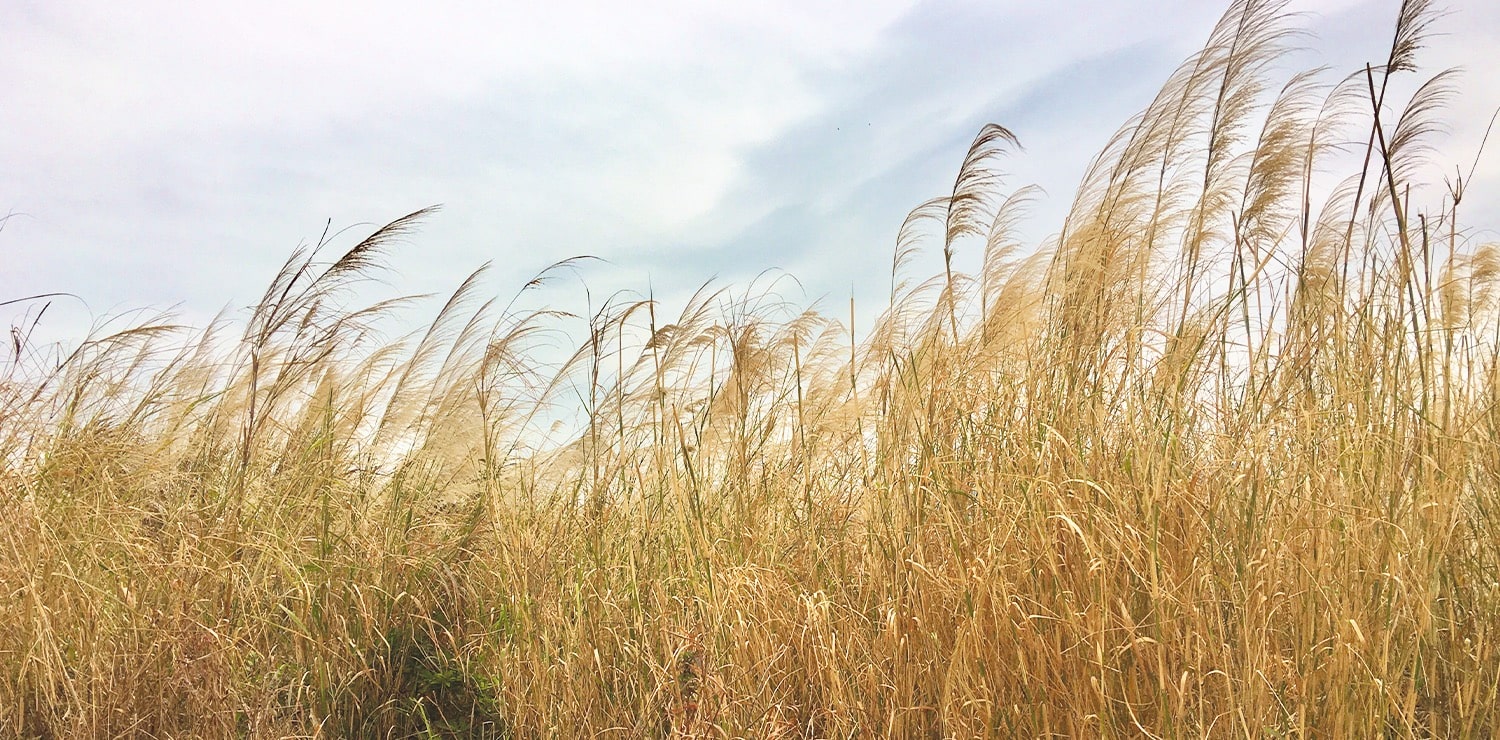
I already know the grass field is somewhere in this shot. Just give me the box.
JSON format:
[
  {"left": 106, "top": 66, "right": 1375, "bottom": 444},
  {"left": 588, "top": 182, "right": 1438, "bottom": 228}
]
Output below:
[{"left": 5, "top": 0, "right": 1500, "bottom": 736}]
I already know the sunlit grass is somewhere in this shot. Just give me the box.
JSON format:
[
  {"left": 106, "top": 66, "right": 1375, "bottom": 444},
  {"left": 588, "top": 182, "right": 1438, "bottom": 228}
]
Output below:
[{"left": 5, "top": 0, "right": 1500, "bottom": 736}]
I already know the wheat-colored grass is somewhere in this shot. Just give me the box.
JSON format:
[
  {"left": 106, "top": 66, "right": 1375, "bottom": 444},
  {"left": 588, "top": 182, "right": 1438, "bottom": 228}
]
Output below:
[{"left": 5, "top": 1, "right": 1500, "bottom": 736}]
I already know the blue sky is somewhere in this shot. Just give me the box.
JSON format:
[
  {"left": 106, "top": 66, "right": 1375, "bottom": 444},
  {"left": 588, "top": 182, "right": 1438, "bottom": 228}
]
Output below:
[{"left": 4, "top": 1, "right": 1499, "bottom": 344}]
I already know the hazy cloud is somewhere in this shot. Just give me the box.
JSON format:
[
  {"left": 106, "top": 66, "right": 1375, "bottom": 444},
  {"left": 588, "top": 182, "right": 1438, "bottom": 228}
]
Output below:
[{"left": 3, "top": 0, "right": 1497, "bottom": 341}]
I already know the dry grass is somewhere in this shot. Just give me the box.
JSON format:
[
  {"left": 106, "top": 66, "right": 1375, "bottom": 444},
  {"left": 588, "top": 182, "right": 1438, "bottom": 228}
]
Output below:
[{"left": 5, "top": 1, "right": 1500, "bottom": 737}]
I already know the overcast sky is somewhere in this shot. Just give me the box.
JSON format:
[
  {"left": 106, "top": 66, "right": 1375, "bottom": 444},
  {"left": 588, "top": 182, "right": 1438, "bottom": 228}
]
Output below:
[{"left": 5, "top": 0, "right": 1499, "bottom": 345}]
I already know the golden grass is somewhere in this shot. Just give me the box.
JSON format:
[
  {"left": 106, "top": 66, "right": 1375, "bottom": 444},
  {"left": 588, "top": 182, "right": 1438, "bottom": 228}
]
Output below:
[{"left": 5, "top": 0, "right": 1500, "bottom": 736}]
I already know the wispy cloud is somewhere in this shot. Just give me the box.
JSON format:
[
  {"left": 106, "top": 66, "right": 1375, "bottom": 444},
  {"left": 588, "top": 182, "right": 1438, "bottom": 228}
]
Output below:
[{"left": 3, "top": 0, "right": 1497, "bottom": 341}]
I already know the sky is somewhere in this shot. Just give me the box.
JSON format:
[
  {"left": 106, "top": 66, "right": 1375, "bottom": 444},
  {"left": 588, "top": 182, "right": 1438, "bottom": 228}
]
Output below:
[{"left": 4, "top": 0, "right": 1500, "bottom": 347}]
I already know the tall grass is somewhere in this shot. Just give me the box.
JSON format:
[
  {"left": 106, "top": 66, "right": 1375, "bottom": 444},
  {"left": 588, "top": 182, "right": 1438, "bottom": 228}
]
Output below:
[{"left": 5, "top": 0, "right": 1500, "bottom": 736}]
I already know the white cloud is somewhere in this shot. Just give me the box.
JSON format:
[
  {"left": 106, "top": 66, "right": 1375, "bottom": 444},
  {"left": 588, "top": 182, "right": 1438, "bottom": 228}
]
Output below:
[{"left": 2, "top": 0, "right": 1498, "bottom": 344}]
